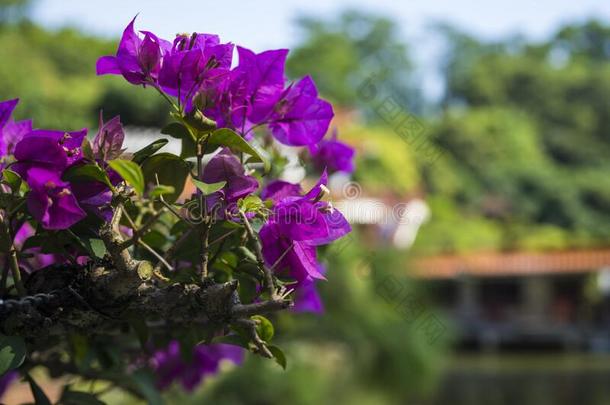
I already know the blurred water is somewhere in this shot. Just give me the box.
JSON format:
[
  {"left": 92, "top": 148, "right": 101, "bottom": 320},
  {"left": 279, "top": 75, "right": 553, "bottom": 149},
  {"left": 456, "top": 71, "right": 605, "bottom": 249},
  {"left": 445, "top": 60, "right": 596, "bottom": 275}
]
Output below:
[{"left": 428, "top": 353, "right": 610, "bottom": 405}]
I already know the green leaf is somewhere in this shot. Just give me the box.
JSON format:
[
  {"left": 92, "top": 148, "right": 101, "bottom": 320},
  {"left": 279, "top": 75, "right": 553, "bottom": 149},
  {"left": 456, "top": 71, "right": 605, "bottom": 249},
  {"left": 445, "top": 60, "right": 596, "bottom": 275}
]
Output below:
[
  {"left": 180, "top": 136, "right": 197, "bottom": 159},
  {"left": 131, "top": 139, "right": 169, "bottom": 164},
  {"left": 235, "top": 273, "right": 258, "bottom": 303},
  {"left": 26, "top": 374, "right": 52, "bottom": 405},
  {"left": 79, "top": 237, "right": 107, "bottom": 259},
  {"left": 161, "top": 122, "right": 192, "bottom": 140},
  {"left": 142, "top": 229, "right": 167, "bottom": 250},
  {"left": 268, "top": 345, "right": 287, "bottom": 370},
  {"left": 0, "top": 335, "right": 26, "bottom": 376},
  {"left": 251, "top": 315, "right": 274, "bottom": 342},
  {"left": 141, "top": 153, "right": 190, "bottom": 203},
  {"left": 1, "top": 169, "right": 21, "bottom": 193},
  {"left": 149, "top": 185, "right": 176, "bottom": 199},
  {"left": 236, "top": 246, "right": 257, "bottom": 263},
  {"left": 238, "top": 195, "right": 265, "bottom": 213},
  {"left": 191, "top": 178, "right": 226, "bottom": 195},
  {"left": 208, "top": 128, "right": 269, "bottom": 171},
  {"left": 108, "top": 159, "right": 145, "bottom": 195},
  {"left": 131, "top": 369, "right": 164, "bottom": 405},
  {"left": 62, "top": 163, "right": 113, "bottom": 190}
]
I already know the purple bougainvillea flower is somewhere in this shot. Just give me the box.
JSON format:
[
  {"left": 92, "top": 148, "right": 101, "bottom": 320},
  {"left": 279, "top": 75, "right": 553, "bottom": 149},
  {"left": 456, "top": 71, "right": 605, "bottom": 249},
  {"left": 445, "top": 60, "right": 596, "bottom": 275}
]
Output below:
[
  {"left": 261, "top": 180, "right": 302, "bottom": 203},
  {"left": 153, "top": 341, "right": 244, "bottom": 391},
  {"left": 203, "top": 47, "right": 333, "bottom": 148},
  {"left": 206, "top": 47, "right": 288, "bottom": 133},
  {"left": 92, "top": 115, "right": 126, "bottom": 161},
  {"left": 25, "top": 167, "right": 86, "bottom": 230},
  {"left": 17, "top": 129, "right": 86, "bottom": 166},
  {"left": 259, "top": 225, "right": 324, "bottom": 282},
  {"left": 70, "top": 168, "right": 121, "bottom": 222},
  {"left": 159, "top": 33, "right": 233, "bottom": 107},
  {"left": 260, "top": 171, "right": 350, "bottom": 283},
  {"left": 311, "top": 130, "right": 355, "bottom": 174},
  {"left": 232, "top": 47, "right": 288, "bottom": 124},
  {"left": 267, "top": 76, "right": 334, "bottom": 147},
  {"left": 96, "top": 17, "right": 171, "bottom": 85},
  {"left": 201, "top": 149, "right": 258, "bottom": 204},
  {"left": 0, "top": 99, "right": 33, "bottom": 171},
  {"left": 13, "top": 222, "right": 60, "bottom": 271},
  {"left": 292, "top": 265, "right": 326, "bottom": 314},
  {"left": 12, "top": 136, "right": 67, "bottom": 174},
  {"left": 0, "top": 98, "right": 17, "bottom": 129}
]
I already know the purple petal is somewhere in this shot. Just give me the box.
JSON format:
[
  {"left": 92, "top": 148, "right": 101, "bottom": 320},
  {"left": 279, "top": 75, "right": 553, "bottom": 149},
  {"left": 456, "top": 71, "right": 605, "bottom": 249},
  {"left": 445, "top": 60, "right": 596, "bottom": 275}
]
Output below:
[
  {"left": 202, "top": 150, "right": 258, "bottom": 203},
  {"left": 312, "top": 136, "right": 355, "bottom": 174},
  {"left": 153, "top": 341, "right": 244, "bottom": 392},
  {"left": 25, "top": 167, "right": 86, "bottom": 230},
  {"left": 303, "top": 169, "right": 328, "bottom": 200},
  {"left": 118, "top": 17, "right": 140, "bottom": 56},
  {"left": 310, "top": 203, "right": 351, "bottom": 245},
  {"left": 274, "top": 199, "right": 329, "bottom": 242},
  {"left": 0, "top": 98, "right": 18, "bottom": 128},
  {"left": 93, "top": 115, "right": 125, "bottom": 160},
  {"left": 13, "top": 136, "right": 68, "bottom": 172},
  {"left": 96, "top": 55, "right": 120, "bottom": 75},
  {"left": 19, "top": 129, "right": 86, "bottom": 166},
  {"left": 268, "top": 76, "right": 334, "bottom": 146},
  {"left": 261, "top": 180, "right": 302, "bottom": 203},
  {"left": 260, "top": 224, "right": 324, "bottom": 282},
  {"left": 139, "top": 33, "right": 162, "bottom": 74},
  {"left": 235, "top": 47, "right": 288, "bottom": 124},
  {"left": 293, "top": 273, "right": 325, "bottom": 314},
  {"left": 1, "top": 119, "right": 32, "bottom": 161}
]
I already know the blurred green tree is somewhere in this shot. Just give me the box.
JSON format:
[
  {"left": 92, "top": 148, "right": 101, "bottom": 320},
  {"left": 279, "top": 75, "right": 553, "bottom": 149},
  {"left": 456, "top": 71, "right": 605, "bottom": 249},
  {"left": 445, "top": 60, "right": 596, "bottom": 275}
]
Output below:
[
  {"left": 287, "top": 9, "right": 422, "bottom": 114},
  {"left": 417, "top": 20, "right": 610, "bottom": 253}
]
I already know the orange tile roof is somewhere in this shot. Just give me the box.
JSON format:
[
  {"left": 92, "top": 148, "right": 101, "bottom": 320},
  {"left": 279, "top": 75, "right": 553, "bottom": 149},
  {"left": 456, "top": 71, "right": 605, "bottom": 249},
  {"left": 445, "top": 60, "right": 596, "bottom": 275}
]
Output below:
[{"left": 411, "top": 249, "right": 610, "bottom": 279}]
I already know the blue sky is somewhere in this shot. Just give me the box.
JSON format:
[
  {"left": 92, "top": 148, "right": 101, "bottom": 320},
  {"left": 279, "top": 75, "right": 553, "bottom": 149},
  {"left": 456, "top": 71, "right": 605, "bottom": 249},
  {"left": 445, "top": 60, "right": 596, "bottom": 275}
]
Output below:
[
  {"left": 31, "top": 0, "right": 610, "bottom": 99},
  {"left": 33, "top": 0, "right": 610, "bottom": 50}
]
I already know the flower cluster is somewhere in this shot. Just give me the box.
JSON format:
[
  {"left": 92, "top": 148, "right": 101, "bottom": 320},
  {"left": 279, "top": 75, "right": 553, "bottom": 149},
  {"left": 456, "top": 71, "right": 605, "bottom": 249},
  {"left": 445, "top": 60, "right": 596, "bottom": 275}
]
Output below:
[
  {"left": 260, "top": 172, "right": 351, "bottom": 310},
  {"left": 97, "top": 17, "right": 354, "bottom": 153},
  {"left": 3, "top": 103, "right": 124, "bottom": 230},
  {"left": 96, "top": 16, "right": 355, "bottom": 311},
  {"left": 0, "top": 17, "right": 356, "bottom": 397},
  {"left": 153, "top": 341, "right": 244, "bottom": 391}
]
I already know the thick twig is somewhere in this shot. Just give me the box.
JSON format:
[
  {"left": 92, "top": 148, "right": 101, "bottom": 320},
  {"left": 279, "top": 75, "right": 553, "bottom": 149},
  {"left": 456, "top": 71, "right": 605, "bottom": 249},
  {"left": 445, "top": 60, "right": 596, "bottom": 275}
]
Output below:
[
  {"left": 231, "top": 299, "right": 292, "bottom": 318},
  {"left": 200, "top": 218, "right": 211, "bottom": 280},
  {"left": 99, "top": 206, "right": 136, "bottom": 273},
  {"left": 238, "top": 211, "right": 276, "bottom": 298},
  {"left": 195, "top": 146, "right": 212, "bottom": 281}
]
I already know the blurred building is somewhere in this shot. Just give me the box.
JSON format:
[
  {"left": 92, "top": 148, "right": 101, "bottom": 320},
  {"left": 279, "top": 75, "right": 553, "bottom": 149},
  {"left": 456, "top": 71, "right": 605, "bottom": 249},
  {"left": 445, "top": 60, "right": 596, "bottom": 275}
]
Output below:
[{"left": 413, "top": 250, "right": 610, "bottom": 351}]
